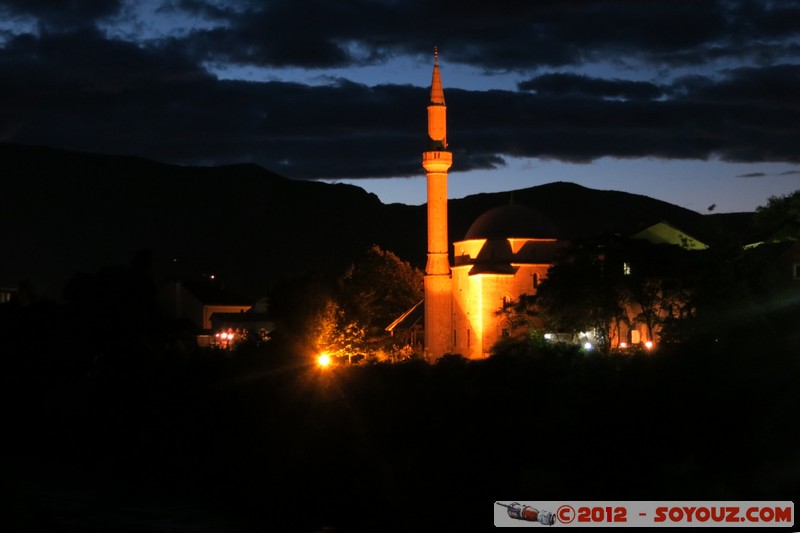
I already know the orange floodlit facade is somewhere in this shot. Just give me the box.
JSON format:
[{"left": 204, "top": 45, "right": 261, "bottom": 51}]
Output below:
[
  {"left": 422, "top": 52, "right": 560, "bottom": 360},
  {"left": 451, "top": 233, "right": 559, "bottom": 358},
  {"left": 423, "top": 49, "right": 454, "bottom": 359},
  {"left": 414, "top": 54, "right": 711, "bottom": 359}
]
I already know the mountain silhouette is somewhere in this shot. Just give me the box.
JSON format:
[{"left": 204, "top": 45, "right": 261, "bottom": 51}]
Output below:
[{"left": 1, "top": 143, "right": 754, "bottom": 298}]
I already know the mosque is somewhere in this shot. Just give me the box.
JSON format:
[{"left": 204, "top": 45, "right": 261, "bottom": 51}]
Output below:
[
  {"left": 387, "top": 52, "right": 708, "bottom": 360},
  {"left": 419, "top": 51, "right": 561, "bottom": 360}
]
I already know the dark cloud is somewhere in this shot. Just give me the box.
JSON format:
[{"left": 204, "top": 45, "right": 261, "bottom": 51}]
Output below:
[
  {"left": 737, "top": 172, "right": 767, "bottom": 178},
  {"left": 518, "top": 73, "right": 664, "bottom": 100},
  {"left": 0, "top": 30, "right": 423, "bottom": 178},
  {"left": 1, "top": 1, "right": 799, "bottom": 180},
  {"left": 0, "top": 0, "right": 123, "bottom": 29},
  {"left": 737, "top": 169, "right": 800, "bottom": 178},
  {"left": 166, "top": 0, "right": 800, "bottom": 70},
  {"left": 673, "top": 64, "right": 800, "bottom": 107},
  {"left": 3, "top": 1, "right": 799, "bottom": 70},
  {"left": 170, "top": 0, "right": 235, "bottom": 21},
  {"left": 450, "top": 61, "right": 800, "bottom": 166},
  {"left": 177, "top": 0, "right": 382, "bottom": 68}
]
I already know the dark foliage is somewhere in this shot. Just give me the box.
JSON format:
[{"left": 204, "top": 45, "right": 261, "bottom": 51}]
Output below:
[
  {"left": 340, "top": 245, "right": 423, "bottom": 338},
  {"left": 2, "top": 285, "right": 798, "bottom": 531},
  {"left": 755, "top": 190, "right": 800, "bottom": 241}
]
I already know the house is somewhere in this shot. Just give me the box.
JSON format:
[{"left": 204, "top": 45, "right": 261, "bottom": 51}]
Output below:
[
  {"left": 159, "top": 279, "right": 253, "bottom": 347},
  {"left": 776, "top": 240, "right": 800, "bottom": 285},
  {"left": 0, "top": 286, "right": 17, "bottom": 304},
  {"left": 631, "top": 220, "right": 708, "bottom": 250},
  {"left": 386, "top": 299, "right": 423, "bottom": 350},
  {"left": 210, "top": 297, "right": 275, "bottom": 347}
]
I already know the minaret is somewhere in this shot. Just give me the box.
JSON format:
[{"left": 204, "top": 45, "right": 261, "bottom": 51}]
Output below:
[{"left": 423, "top": 48, "right": 453, "bottom": 360}]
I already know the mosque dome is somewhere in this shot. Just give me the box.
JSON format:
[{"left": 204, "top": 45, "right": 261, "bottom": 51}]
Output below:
[{"left": 464, "top": 203, "right": 559, "bottom": 240}]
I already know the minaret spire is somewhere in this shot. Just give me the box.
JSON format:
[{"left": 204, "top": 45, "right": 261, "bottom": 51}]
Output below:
[
  {"left": 422, "top": 49, "right": 453, "bottom": 360},
  {"left": 427, "top": 47, "right": 447, "bottom": 149},
  {"left": 430, "top": 47, "right": 445, "bottom": 106}
]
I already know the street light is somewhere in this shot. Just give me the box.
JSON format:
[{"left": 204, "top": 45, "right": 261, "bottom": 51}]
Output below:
[{"left": 317, "top": 352, "right": 332, "bottom": 368}]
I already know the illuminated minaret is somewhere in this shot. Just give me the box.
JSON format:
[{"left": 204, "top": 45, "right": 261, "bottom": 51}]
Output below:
[{"left": 423, "top": 48, "right": 453, "bottom": 360}]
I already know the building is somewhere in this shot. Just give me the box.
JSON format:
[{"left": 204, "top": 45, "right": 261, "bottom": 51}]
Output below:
[
  {"left": 415, "top": 53, "right": 713, "bottom": 360},
  {"left": 421, "top": 52, "right": 561, "bottom": 360},
  {"left": 0, "top": 286, "right": 17, "bottom": 304},
  {"left": 451, "top": 204, "right": 561, "bottom": 358},
  {"left": 159, "top": 279, "right": 253, "bottom": 346},
  {"left": 422, "top": 49, "right": 454, "bottom": 359},
  {"left": 210, "top": 297, "right": 275, "bottom": 347},
  {"left": 775, "top": 240, "right": 800, "bottom": 286},
  {"left": 631, "top": 221, "right": 708, "bottom": 250}
]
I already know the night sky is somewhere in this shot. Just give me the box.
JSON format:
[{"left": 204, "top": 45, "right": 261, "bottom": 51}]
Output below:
[{"left": 2, "top": 0, "right": 799, "bottom": 213}]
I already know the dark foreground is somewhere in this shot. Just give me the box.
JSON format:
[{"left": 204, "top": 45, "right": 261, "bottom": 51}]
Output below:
[{"left": 3, "top": 334, "right": 799, "bottom": 531}]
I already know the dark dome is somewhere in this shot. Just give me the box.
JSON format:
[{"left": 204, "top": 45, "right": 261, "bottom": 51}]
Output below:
[{"left": 464, "top": 204, "right": 559, "bottom": 240}]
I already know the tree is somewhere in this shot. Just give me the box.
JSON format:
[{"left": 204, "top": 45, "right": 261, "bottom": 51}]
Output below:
[
  {"left": 270, "top": 246, "right": 422, "bottom": 363},
  {"left": 755, "top": 190, "right": 800, "bottom": 241},
  {"left": 311, "top": 298, "right": 366, "bottom": 363},
  {"left": 533, "top": 241, "right": 628, "bottom": 353},
  {"left": 496, "top": 293, "right": 539, "bottom": 332},
  {"left": 618, "top": 240, "right": 695, "bottom": 344},
  {"left": 340, "top": 245, "right": 423, "bottom": 339}
]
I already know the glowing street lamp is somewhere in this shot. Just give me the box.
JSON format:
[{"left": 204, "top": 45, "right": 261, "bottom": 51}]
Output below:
[{"left": 317, "top": 352, "right": 332, "bottom": 368}]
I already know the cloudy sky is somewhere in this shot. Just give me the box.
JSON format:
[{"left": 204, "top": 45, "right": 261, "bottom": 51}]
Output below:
[{"left": 1, "top": 0, "right": 799, "bottom": 212}]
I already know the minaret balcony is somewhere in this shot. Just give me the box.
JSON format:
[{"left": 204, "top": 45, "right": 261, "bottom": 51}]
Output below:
[{"left": 423, "top": 150, "right": 453, "bottom": 173}]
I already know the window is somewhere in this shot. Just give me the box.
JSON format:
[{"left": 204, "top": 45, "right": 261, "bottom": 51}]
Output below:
[
  {"left": 794, "top": 263, "right": 800, "bottom": 280},
  {"left": 623, "top": 262, "right": 631, "bottom": 276}
]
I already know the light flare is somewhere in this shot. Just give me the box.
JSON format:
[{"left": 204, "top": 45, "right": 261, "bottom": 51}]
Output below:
[{"left": 317, "top": 352, "right": 332, "bottom": 368}]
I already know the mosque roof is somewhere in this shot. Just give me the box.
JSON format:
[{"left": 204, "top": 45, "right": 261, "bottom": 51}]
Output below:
[
  {"left": 463, "top": 203, "right": 559, "bottom": 240},
  {"left": 385, "top": 299, "right": 423, "bottom": 332}
]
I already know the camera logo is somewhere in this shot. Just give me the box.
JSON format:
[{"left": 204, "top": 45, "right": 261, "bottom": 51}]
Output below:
[{"left": 496, "top": 502, "right": 556, "bottom": 526}]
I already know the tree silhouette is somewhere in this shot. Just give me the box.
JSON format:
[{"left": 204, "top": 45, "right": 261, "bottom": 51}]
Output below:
[
  {"left": 755, "top": 189, "right": 800, "bottom": 241},
  {"left": 340, "top": 245, "right": 423, "bottom": 338},
  {"left": 533, "top": 241, "right": 627, "bottom": 352}
]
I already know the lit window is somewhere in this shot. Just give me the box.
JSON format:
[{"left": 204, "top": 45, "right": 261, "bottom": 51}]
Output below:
[{"left": 623, "top": 262, "right": 631, "bottom": 276}]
